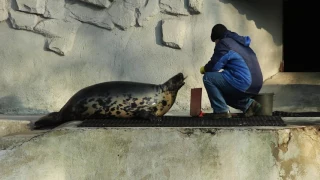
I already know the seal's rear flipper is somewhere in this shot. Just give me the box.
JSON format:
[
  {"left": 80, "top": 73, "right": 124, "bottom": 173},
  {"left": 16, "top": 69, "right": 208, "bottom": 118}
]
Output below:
[{"left": 33, "top": 112, "right": 63, "bottom": 130}]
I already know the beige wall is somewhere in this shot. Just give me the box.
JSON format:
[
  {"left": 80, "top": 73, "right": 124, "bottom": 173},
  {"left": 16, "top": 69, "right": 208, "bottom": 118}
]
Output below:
[
  {"left": 1, "top": 126, "right": 320, "bottom": 180},
  {"left": 0, "top": 0, "right": 282, "bottom": 114}
]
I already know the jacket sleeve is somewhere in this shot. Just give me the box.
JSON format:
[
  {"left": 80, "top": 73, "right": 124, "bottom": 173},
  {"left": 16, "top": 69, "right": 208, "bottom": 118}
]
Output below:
[{"left": 204, "top": 40, "right": 229, "bottom": 72}]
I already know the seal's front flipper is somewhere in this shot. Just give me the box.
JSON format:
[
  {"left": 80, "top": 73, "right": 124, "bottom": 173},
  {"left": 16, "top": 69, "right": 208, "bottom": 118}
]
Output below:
[
  {"left": 136, "top": 110, "right": 162, "bottom": 122},
  {"left": 33, "top": 112, "right": 63, "bottom": 130}
]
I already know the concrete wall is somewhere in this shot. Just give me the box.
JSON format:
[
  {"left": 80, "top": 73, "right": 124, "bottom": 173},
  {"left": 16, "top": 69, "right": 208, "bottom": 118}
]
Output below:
[
  {"left": 1, "top": 127, "right": 320, "bottom": 180},
  {"left": 0, "top": 0, "right": 283, "bottom": 114}
]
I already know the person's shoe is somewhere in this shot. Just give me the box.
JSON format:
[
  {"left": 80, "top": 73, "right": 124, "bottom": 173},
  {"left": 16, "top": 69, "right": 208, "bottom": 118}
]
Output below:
[
  {"left": 206, "top": 112, "right": 232, "bottom": 120},
  {"left": 244, "top": 100, "right": 262, "bottom": 117}
]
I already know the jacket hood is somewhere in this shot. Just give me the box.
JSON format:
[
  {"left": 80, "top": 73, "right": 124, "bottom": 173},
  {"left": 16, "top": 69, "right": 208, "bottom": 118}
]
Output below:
[{"left": 223, "top": 30, "right": 251, "bottom": 47}]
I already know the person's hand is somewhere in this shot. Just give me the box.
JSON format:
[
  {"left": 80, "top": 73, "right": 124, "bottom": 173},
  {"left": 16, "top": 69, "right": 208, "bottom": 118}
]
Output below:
[{"left": 200, "top": 66, "right": 205, "bottom": 74}]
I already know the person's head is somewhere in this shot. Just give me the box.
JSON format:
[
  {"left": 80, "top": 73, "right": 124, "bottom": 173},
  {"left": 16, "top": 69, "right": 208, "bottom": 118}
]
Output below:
[{"left": 211, "top": 24, "right": 228, "bottom": 43}]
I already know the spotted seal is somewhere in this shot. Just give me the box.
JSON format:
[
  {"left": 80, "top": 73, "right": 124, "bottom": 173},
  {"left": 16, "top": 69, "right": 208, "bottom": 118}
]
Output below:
[{"left": 33, "top": 72, "right": 186, "bottom": 129}]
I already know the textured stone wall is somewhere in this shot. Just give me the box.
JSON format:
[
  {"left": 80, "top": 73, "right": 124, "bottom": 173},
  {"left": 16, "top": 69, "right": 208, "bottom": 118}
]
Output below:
[
  {"left": 4, "top": 0, "right": 204, "bottom": 55},
  {"left": 1, "top": 127, "right": 320, "bottom": 179},
  {"left": 0, "top": 0, "right": 282, "bottom": 114}
]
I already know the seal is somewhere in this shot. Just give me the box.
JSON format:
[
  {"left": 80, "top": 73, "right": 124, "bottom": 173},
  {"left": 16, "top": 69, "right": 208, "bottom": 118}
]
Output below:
[{"left": 33, "top": 72, "right": 186, "bottom": 129}]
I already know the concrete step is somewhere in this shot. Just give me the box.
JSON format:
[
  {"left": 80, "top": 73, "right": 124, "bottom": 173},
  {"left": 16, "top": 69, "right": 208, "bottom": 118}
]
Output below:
[
  {"left": 1, "top": 112, "right": 320, "bottom": 151},
  {"left": 0, "top": 115, "right": 43, "bottom": 137},
  {"left": 261, "top": 72, "right": 320, "bottom": 112},
  {"left": 1, "top": 124, "right": 320, "bottom": 179}
]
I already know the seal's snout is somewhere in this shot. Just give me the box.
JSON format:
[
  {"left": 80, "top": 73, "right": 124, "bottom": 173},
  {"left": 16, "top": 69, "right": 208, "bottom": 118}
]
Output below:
[
  {"left": 163, "top": 72, "right": 186, "bottom": 91},
  {"left": 176, "top": 72, "right": 186, "bottom": 84}
]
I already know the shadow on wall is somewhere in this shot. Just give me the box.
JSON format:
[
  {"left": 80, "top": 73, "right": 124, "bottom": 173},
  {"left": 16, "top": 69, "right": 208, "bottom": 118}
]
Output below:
[
  {"left": 155, "top": 20, "right": 164, "bottom": 47},
  {"left": 0, "top": 96, "right": 49, "bottom": 115},
  {"left": 219, "top": 0, "right": 282, "bottom": 46}
]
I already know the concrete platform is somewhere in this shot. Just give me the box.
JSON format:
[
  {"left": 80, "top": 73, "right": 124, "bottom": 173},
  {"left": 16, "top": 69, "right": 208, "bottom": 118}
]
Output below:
[
  {"left": 1, "top": 122, "right": 320, "bottom": 180},
  {"left": 1, "top": 114, "right": 320, "bottom": 180},
  {"left": 0, "top": 115, "right": 310, "bottom": 150}
]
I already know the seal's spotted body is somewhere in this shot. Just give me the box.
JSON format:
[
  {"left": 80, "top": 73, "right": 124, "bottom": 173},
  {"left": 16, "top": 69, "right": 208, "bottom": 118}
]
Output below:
[{"left": 34, "top": 73, "right": 185, "bottom": 129}]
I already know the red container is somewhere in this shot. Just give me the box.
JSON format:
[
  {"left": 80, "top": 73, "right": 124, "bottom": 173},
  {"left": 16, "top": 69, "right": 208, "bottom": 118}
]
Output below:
[{"left": 190, "top": 88, "right": 202, "bottom": 117}]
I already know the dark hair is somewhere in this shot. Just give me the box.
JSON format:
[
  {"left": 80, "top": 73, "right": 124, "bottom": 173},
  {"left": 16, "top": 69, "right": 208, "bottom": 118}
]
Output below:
[{"left": 211, "top": 24, "right": 228, "bottom": 42}]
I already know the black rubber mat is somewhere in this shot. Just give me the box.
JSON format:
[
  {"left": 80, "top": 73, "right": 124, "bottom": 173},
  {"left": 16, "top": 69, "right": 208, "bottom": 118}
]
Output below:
[
  {"left": 77, "top": 115, "right": 286, "bottom": 127},
  {"left": 273, "top": 111, "right": 320, "bottom": 117}
]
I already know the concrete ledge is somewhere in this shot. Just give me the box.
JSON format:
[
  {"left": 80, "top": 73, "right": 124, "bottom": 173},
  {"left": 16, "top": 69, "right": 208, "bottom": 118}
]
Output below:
[
  {"left": 0, "top": 115, "right": 43, "bottom": 137},
  {"left": 0, "top": 119, "right": 32, "bottom": 138},
  {"left": 261, "top": 72, "right": 320, "bottom": 112},
  {"left": 1, "top": 125, "right": 320, "bottom": 179}
]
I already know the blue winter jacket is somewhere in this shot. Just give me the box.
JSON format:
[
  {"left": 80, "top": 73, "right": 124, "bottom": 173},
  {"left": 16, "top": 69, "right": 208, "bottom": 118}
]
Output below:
[{"left": 204, "top": 30, "right": 263, "bottom": 95}]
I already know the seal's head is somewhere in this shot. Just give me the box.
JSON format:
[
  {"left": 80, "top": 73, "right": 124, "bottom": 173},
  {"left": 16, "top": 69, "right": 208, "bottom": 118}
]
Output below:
[{"left": 162, "top": 72, "right": 186, "bottom": 92}]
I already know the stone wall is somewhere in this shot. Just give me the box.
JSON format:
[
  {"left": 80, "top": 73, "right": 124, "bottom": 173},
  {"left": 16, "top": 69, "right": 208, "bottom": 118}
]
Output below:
[
  {"left": 0, "top": 0, "right": 282, "bottom": 114},
  {"left": 1, "top": 127, "right": 319, "bottom": 179}
]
